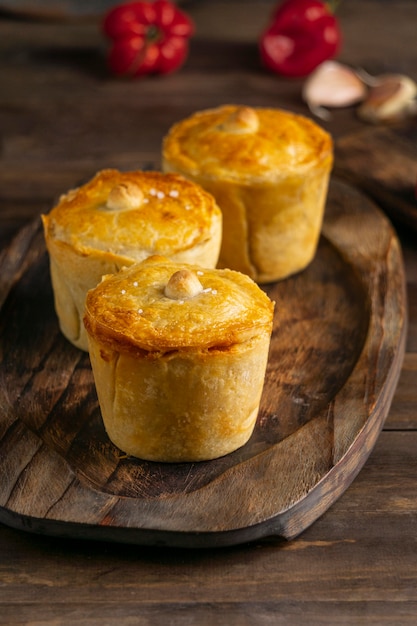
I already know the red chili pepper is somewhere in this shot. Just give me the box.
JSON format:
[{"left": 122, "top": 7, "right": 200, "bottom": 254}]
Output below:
[
  {"left": 259, "top": 0, "right": 342, "bottom": 78},
  {"left": 102, "top": 0, "right": 195, "bottom": 77}
]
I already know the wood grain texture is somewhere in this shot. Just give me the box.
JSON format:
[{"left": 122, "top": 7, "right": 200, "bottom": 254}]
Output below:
[
  {"left": 0, "top": 179, "right": 407, "bottom": 548},
  {"left": 335, "top": 123, "right": 417, "bottom": 232},
  {"left": 1, "top": 431, "right": 417, "bottom": 625}
]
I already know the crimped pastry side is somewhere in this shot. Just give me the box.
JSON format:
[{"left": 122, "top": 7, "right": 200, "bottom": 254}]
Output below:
[
  {"left": 87, "top": 333, "right": 271, "bottom": 462},
  {"left": 44, "top": 236, "right": 127, "bottom": 349},
  {"left": 171, "top": 164, "right": 331, "bottom": 281}
]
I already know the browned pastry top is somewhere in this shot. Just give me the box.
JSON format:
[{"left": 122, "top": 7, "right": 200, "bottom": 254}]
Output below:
[
  {"left": 84, "top": 256, "right": 275, "bottom": 354},
  {"left": 42, "top": 169, "right": 221, "bottom": 260},
  {"left": 162, "top": 104, "right": 333, "bottom": 182}
]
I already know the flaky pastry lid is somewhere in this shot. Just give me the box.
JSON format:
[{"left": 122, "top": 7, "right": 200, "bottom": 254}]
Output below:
[
  {"left": 42, "top": 169, "right": 221, "bottom": 260},
  {"left": 84, "top": 256, "right": 275, "bottom": 354},
  {"left": 163, "top": 104, "right": 333, "bottom": 182}
]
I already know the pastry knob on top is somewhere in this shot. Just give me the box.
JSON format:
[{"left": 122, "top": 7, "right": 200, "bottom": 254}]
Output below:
[
  {"left": 164, "top": 269, "right": 203, "bottom": 300},
  {"left": 106, "top": 182, "right": 144, "bottom": 211},
  {"left": 218, "top": 105, "right": 259, "bottom": 134}
]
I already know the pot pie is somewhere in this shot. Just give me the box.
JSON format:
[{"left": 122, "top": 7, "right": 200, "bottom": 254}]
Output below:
[
  {"left": 162, "top": 104, "right": 333, "bottom": 283},
  {"left": 83, "top": 256, "right": 275, "bottom": 462},
  {"left": 42, "top": 169, "right": 222, "bottom": 351}
]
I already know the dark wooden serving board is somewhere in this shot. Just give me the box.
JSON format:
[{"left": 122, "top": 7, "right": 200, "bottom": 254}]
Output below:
[
  {"left": 0, "top": 179, "right": 407, "bottom": 548},
  {"left": 335, "top": 123, "right": 417, "bottom": 233}
]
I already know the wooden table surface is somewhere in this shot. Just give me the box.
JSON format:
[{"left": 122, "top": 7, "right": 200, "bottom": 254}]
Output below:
[{"left": 1, "top": 1, "right": 416, "bottom": 623}]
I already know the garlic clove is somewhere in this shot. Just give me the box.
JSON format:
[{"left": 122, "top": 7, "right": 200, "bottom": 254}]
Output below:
[
  {"left": 302, "top": 61, "right": 368, "bottom": 120},
  {"left": 357, "top": 74, "right": 417, "bottom": 123}
]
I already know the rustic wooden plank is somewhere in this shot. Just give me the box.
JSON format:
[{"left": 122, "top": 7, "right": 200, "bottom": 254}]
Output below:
[
  {"left": 406, "top": 284, "right": 417, "bottom": 353},
  {"left": 387, "top": 353, "right": 417, "bottom": 429},
  {"left": 335, "top": 124, "right": 417, "bottom": 233},
  {"left": 0, "top": 431, "right": 416, "bottom": 615},
  {"left": 1, "top": 602, "right": 417, "bottom": 626}
]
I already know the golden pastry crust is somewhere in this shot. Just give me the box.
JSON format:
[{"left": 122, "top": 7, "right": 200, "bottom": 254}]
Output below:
[
  {"left": 162, "top": 104, "right": 332, "bottom": 182},
  {"left": 84, "top": 256, "right": 274, "bottom": 462},
  {"left": 43, "top": 169, "right": 221, "bottom": 263},
  {"left": 84, "top": 256, "right": 274, "bottom": 354},
  {"left": 162, "top": 105, "right": 333, "bottom": 283},
  {"left": 42, "top": 169, "right": 222, "bottom": 350}
]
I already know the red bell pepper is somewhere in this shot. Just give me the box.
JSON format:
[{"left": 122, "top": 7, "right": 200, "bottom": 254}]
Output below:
[
  {"left": 102, "top": 0, "right": 195, "bottom": 77},
  {"left": 259, "top": 0, "right": 342, "bottom": 78}
]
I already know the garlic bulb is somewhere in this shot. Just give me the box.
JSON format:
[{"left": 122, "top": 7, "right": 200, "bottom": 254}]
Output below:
[
  {"left": 302, "top": 61, "right": 368, "bottom": 120},
  {"left": 357, "top": 74, "right": 417, "bottom": 123}
]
